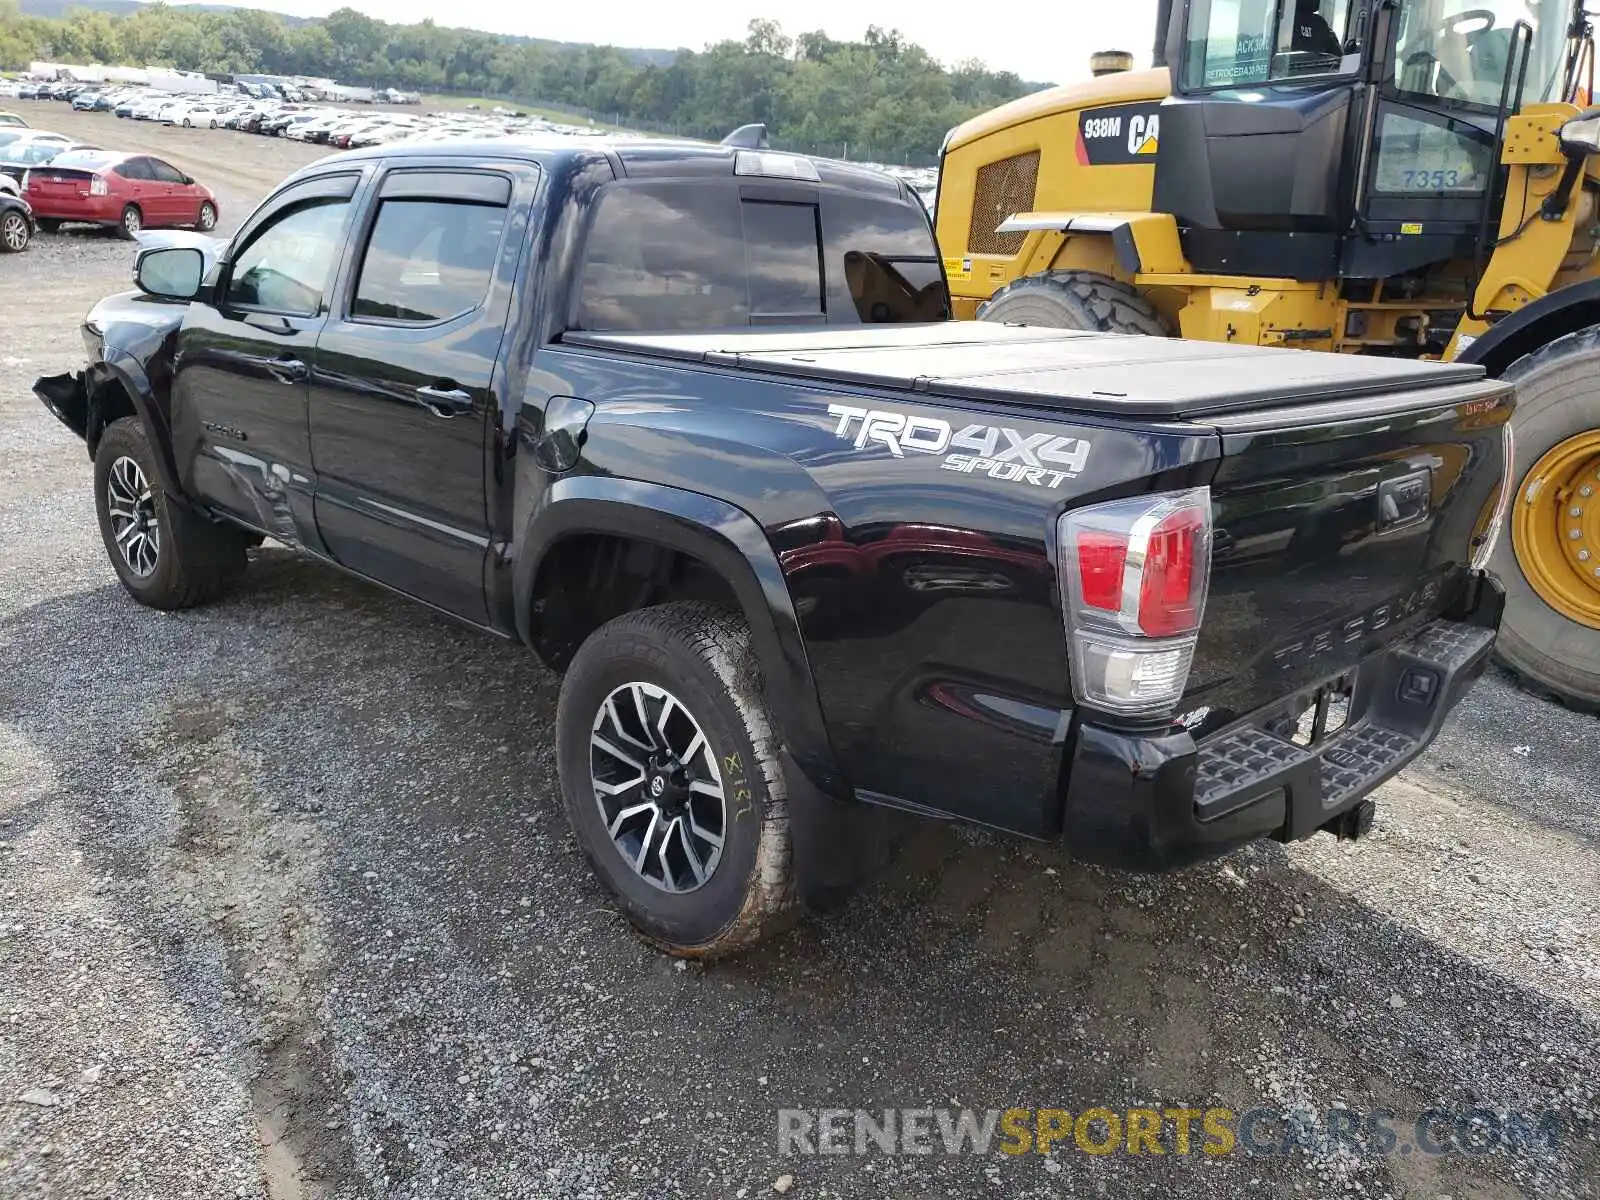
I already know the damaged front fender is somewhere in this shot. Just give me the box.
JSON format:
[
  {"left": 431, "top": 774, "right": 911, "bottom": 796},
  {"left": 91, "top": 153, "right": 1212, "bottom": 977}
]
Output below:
[{"left": 34, "top": 371, "right": 89, "bottom": 441}]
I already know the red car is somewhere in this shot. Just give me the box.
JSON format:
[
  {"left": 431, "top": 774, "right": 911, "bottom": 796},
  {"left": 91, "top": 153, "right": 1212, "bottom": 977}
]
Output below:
[{"left": 24, "top": 150, "right": 218, "bottom": 239}]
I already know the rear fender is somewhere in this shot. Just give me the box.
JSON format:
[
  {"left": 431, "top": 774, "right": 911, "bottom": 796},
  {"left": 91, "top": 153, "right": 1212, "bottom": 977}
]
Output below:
[{"left": 515, "top": 477, "right": 899, "bottom": 908}]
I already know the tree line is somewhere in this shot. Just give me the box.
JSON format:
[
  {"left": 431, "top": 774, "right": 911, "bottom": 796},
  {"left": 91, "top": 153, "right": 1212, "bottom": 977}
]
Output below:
[{"left": 0, "top": 3, "right": 1039, "bottom": 162}]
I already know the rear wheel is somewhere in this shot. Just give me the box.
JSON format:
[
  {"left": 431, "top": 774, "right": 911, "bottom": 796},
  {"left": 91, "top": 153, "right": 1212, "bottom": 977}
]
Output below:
[
  {"left": 0, "top": 210, "right": 29, "bottom": 253},
  {"left": 36, "top": 218, "right": 61, "bottom": 233},
  {"left": 555, "top": 602, "right": 798, "bottom": 958},
  {"left": 118, "top": 204, "right": 142, "bottom": 240},
  {"left": 93, "top": 418, "right": 250, "bottom": 610},
  {"left": 977, "top": 269, "right": 1170, "bottom": 335},
  {"left": 1493, "top": 329, "right": 1600, "bottom": 710}
]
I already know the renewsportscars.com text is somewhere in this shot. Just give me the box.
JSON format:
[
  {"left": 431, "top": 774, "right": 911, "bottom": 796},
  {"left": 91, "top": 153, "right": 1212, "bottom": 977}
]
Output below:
[{"left": 777, "top": 1106, "right": 1567, "bottom": 1158}]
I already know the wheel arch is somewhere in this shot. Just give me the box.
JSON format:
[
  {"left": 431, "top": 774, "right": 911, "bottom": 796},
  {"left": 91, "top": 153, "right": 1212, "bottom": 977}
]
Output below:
[
  {"left": 83, "top": 356, "right": 185, "bottom": 501},
  {"left": 515, "top": 476, "right": 845, "bottom": 800},
  {"left": 1455, "top": 279, "right": 1600, "bottom": 376}
]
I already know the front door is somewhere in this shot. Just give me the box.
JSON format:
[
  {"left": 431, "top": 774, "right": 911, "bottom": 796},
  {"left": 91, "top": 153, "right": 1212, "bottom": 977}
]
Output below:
[
  {"left": 308, "top": 166, "right": 522, "bottom": 623},
  {"left": 169, "top": 172, "right": 361, "bottom": 544}
]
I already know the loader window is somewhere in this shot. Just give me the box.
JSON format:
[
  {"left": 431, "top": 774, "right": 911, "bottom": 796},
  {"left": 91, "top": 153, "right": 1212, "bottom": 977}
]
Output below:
[
  {"left": 1183, "top": 0, "right": 1360, "bottom": 90},
  {"left": 1392, "top": 0, "right": 1568, "bottom": 106}
]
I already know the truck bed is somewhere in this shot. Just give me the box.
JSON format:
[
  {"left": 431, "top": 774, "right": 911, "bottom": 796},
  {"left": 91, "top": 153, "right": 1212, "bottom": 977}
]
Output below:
[{"left": 565, "top": 322, "right": 1494, "bottom": 420}]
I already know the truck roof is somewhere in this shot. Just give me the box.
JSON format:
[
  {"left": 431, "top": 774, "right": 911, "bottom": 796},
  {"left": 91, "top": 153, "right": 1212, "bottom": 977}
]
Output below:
[
  {"left": 317, "top": 135, "right": 907, "bottom": 198},
  {"left": 566, "top": 322, "right": 1494, "bottom": 421}
]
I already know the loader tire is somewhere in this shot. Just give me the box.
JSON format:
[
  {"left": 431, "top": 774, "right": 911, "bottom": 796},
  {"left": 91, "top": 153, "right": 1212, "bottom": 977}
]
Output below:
[
  {"left": 976, "top": 270, "right": 1170, "bottom": 336},
  {"left": 1490, "top": 329, "right": 1600, "bottom": 712}
]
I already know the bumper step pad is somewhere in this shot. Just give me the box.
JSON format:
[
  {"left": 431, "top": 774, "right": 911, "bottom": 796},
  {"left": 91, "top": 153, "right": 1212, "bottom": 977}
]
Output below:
[{"left": 1193, "top": 618, "right": 1496, "bottom": 839}]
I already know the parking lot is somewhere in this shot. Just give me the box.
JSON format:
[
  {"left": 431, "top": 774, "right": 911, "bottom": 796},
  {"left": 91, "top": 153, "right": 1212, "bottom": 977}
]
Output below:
[{"left": 0, "top": 102, "right": 1597, "bottom": 1199}]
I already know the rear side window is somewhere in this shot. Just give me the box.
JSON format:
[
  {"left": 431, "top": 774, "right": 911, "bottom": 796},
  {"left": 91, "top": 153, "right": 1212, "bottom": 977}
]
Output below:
[
  {"left": 576, "top": 181, "right": 943, "bottom": 331},
  {"left": 115, "top": 158, "right": 150, "bottom": 181},
  {"left": 353, "top": 197, "right": 506, "bottom": 324}
]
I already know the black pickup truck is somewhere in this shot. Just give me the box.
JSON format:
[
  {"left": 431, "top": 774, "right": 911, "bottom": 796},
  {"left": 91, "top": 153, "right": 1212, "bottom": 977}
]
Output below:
[{"left": 36, "top": 136, "right": 1512, "bottom": 957}]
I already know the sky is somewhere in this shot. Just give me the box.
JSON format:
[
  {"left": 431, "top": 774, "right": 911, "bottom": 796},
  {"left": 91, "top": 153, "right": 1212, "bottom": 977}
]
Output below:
[{"left": 171, "top": 0, "right": 1163, "bottom": 85}]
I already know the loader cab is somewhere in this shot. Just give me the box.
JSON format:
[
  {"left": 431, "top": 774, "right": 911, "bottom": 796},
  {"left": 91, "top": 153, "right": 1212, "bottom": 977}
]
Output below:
[{"left": 1154, "top": 0, "right": 1575, "bottom": 280}]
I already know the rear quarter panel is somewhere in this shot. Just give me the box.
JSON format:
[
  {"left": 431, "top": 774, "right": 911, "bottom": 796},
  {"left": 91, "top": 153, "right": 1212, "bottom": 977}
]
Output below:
[{"left": 526, "top": 346, "right": 1219, "bottom": 836}]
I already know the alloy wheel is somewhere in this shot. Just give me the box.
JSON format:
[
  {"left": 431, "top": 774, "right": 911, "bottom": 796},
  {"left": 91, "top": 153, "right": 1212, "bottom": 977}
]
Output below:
[
  {"left": 106, "top": 455, "right": 160, "bottom": 577},
  {"left": 0, "top": 212, "right": 26, "bottom": 251},
  {"left": 123, "top": 207, "right": 141, "bottom": 235},
  {"left": 589, "top": 682, "right": 727, "bottom": 893},
  {"left": 198, "top": 203, "right": 216, "bottom": 231}
]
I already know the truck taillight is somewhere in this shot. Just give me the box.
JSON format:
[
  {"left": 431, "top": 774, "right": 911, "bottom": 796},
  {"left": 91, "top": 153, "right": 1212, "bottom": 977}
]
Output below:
[
  {"left": 1057, "top": 487, "right": 1213, "bottom": 717},
  {"left": 89, "top": 175, "right": 108, "bottom": 196}
]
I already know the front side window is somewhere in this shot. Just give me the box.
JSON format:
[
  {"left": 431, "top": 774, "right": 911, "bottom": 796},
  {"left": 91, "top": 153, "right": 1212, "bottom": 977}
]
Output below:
[
  {"left": 1183, "top": 0, "right": 1359, "bottom": 89},
  {"left": 352, "top": 198, "right": 506, "bottom": 324},
  {"left": 147, "top": 158, "right": 186, "bottom": 184},
  {"left": 227, "top": 199, "right": 349, "bottom": 316},
  {"left": 1393, "top": 0, "right": 1568, "bottom": 105}
]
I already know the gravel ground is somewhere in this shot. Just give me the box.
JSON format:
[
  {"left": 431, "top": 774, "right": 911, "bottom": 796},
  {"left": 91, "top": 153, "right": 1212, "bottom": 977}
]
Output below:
[{"left": 0, "top": 101, "right": 1597, "bottom": 1200}]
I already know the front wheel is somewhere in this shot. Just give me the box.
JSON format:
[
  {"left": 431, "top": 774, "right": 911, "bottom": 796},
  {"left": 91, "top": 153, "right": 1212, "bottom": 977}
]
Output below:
[
  {"left": 195, "top": 201, "right": 217, "bottom": 232},
  {"left": 93, "top": 418, "right": 249, "bottom": 610},
  {"left": 555, "top": 602, "right": 798, "bottom": 958},
  {"left": 0, "top": 210, "right": 29, "bottom": 253},
  {"left": 1493, "top": 330, "right": 1600, "bottom": 710}
]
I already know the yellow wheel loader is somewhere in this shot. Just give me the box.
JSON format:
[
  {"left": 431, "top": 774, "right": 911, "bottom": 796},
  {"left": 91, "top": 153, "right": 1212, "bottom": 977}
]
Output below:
[{"left": 935, "top": 0, "right": 1600, "bottom": 710}]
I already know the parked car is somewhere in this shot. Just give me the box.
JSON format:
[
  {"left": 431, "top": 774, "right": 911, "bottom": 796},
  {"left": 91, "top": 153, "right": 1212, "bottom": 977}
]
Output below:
[
  {"left": 0, "top": 138, "right": 94, "bottom": 188},
  {"left": 0, "top": 111, "right": 27, "bottom": 128},
  {"left": 0, "top": 192, "right": 35, "bottom": 252},
  {"left": 32, "top": 136, "right": 1512, "bottom": 957},
  {"left": 24, "top": 150, "right": 217, "bottom": 238}
]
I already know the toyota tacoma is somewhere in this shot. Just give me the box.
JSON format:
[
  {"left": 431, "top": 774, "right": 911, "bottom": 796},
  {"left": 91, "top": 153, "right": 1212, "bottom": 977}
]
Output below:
[{"left": 36, "top": 137, "right": 1512, "bottom": 956}]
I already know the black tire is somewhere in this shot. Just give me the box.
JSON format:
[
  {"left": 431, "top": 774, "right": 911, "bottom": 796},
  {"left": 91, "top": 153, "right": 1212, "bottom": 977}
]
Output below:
[
  {"left": 1491, "top": 329, "right": 1600, "bottom": 711},
  {"left": 36, "top": 218, "right": 61, "bottom": 233},
  {"left": 976, "top": 269, "right": 1170, "bottom": 335},
  {"left": 556, "top": 602, "right": 797, "bottom": 958},
  {"left": 0, "top": 210, "right": 29, "bottom": 253},
  {"left": 93, "top": 417, "right": 249, "bottom": 610},
  {"left": 118, "top": 204, "right": 142, "bottom": 240},
  {"left": 195, "top": 201, "right": 217, "bottom": 232}
]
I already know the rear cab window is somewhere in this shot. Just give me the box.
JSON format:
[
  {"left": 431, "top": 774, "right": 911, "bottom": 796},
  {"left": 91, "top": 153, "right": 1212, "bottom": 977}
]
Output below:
[
  {"left": 573, "top": 174, "right": 945, "bottom": 333},
  {"left": 350, "top": 171, "right": 512, "bottom": 325}
]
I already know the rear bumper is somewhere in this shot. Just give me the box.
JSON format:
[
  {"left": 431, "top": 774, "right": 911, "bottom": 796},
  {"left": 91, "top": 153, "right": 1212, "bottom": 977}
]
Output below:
[
  {"left": 1061, "top": 572, "right": 1504, "bottom": 871},
  {"left": 26, "top": 195, "right": 122, "bottom": 224}
]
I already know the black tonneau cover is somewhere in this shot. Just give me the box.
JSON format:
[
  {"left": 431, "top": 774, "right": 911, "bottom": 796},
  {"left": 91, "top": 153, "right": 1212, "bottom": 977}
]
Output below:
[{"left": 565, "top": 323, "right": 1488, "bottom": 420}]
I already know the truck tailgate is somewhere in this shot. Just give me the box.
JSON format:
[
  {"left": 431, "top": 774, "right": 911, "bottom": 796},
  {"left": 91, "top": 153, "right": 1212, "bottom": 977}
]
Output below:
[{"left": 1183, "top": 378, "right": 1514, "bottom": 731}]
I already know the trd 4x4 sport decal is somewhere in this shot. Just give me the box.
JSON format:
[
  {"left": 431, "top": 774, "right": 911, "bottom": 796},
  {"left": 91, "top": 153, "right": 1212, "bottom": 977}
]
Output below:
[
  {"left": 1076, "top": 102, "right": 1161, "bottom": 166},
  {"left": 826, "top": 404, "right": 1092, "bottom": 490}
]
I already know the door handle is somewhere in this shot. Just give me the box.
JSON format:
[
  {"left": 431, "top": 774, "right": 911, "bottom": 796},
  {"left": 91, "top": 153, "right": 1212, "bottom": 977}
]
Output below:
[
  {"left": 416, "top": 384, "right": 474, "bottom": 417},
  {"left": 266, "top": 356, "right": 308, "bottom": 385}
]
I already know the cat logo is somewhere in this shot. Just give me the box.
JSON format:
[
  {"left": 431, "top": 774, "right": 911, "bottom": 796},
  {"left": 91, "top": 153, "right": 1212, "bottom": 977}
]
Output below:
[
  {"left": 1128, "top": 113, "right": 1160, "bottom": 156},
  {"left": 1077, "top": 102, "right": 1163, "bottom": 166}
]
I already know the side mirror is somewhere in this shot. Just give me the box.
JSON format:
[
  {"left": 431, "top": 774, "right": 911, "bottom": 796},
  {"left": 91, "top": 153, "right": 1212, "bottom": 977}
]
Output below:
[{"left": 135, "top": 245, "right": 204, "bottom": 301}]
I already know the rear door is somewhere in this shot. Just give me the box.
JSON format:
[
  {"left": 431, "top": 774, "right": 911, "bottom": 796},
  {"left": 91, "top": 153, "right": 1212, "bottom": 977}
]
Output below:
[
  {"left": 170, "top": 172, "right": 360, "bottom": 543},
  {"left": 146, "top": 156, "right": 192, "bottom": 224},
  {"left": 307, "top": 164, "right": 531, "bottom": 622},
  {"left": 113, "top": 156, "right": 158, "bottom": 221}
]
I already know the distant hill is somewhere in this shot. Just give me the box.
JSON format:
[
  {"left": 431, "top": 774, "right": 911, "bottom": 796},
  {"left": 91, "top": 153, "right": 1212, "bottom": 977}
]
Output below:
[{"left": 14, "top": 0, "right": 680, "bottom": 63}]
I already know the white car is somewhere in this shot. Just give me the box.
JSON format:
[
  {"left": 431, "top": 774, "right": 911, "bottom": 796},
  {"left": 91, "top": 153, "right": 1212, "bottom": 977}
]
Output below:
[{"left": 170, "top": 103, "right": 217, "bottom": 128}]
